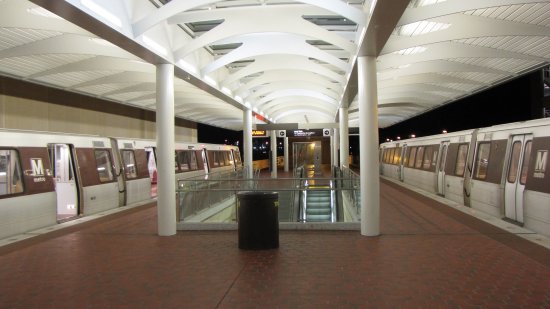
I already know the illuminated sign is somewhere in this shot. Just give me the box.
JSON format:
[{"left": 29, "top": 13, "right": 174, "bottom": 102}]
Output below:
[
  {"left": 286, "top": 129, "right": 323, "bottom": 138},
  {"left": 252, "top": 130, "right": 266, "bottom": 137}
]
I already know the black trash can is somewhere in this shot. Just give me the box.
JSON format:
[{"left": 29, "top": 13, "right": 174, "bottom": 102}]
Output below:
[{"left": 237, "top": 191, "right": 279, "bottom": 250}]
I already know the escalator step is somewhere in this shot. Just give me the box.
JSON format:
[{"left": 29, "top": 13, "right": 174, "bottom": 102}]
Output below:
[
  {"left": 306, "top": 202, "right": 331, "bottom": 208},
  {"left": 307, "top": 208, "right": 331, "bottom": 215}
]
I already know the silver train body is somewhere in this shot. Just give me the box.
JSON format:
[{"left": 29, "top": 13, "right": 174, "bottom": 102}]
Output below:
[
  {"left": 0, "top": 129, "right": 242, "bottom": 239},
  {"left": 380, "top": 117, "right": 550, "bottom": 238}
]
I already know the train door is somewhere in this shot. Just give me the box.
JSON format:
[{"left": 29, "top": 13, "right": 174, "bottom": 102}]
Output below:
[
  {"left": 201, "top": 149, "right": 209, "bottom": 174},
  {"left": 436, "top": 141, "right": 450, "bottom": 196},
  {"left": 399, "top": 145, "right": 407, "bottom": 181},
  {"left": 109, "top": 138, "right": 126, "bottom": 206},
  {"left": 504, "top": 134, "right": 532, "bottom": 224},
  {"left": 145, "top": 147, "right": 157, "bottom": 197},
  {"left": 48, "top": 144, "right": 79, "bottom": 222}
]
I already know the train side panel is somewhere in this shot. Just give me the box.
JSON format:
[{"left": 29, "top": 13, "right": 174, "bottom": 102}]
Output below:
[
  {"left": 115, "top": 138, "right": 155, "bottom": 205},
  {"left": 523, "top": 135, "right": 550, "bottom": 236},
  {"left": 0, "top": 193, "right": 56, "bottom": 239},
  {"left": 0, "top": 144, "right": 56, "bottom": 239},
  {"left": 75, "top": 146, "right": 119, "bottom": 215}
]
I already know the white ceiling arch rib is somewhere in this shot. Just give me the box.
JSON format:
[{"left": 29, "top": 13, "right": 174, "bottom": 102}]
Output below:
[
  {"left": 222, "top": 55, "right": 346, "bottom": 87},
  {"left": 201, "top": 33, "right": 349, "bottom": 75}
]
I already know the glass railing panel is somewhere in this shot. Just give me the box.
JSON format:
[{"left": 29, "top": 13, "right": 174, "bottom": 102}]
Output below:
[{"left": 177, "top": 167, "right": 361, "bottom": 223}]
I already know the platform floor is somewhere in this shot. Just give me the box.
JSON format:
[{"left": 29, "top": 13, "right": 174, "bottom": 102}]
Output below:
[{"left": 1, "top": 179, "right": 549, "bottom": 308}]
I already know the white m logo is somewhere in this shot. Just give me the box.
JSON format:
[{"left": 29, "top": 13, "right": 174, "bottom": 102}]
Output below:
[
  {"left": 535, "top": 150, "right": 547, "bottom": 173},
  {"left": 30, "top": 158, "right": 44, "bottom": 176}
]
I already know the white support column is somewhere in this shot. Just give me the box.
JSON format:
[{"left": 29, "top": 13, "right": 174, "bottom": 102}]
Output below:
[
  {"left": 270, "top": 130, "right": 277, "bottom": 178},
  {"left": 332, "top": 128, "right": 339, "bottom": 168},
  {"left": 156, "top": 64, "right": 176, "bottom": 236},
  {"left": 339, "top": 108, "right": 349, "bottom": 167},
  {"left": 284, "top": 136, "right": 289, "bottom": 172},
  {"left": 358, "top": 56, "right": 380, "bottom": 237},
  {"left": 243, "top": 109, "right": 253, "bottom": 179}
]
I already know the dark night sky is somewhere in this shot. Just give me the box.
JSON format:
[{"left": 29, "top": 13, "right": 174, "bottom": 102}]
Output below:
[
  {"left": 377, "top": 70, "right": 543, "bottom": 142},
  {"left": 198, "top": 70, "right": 545, "bottom": 158}
]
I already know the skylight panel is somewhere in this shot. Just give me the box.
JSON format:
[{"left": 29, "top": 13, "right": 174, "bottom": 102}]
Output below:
[
  {"left": 392, "top": 46, "right": 427, "bottom": 56},
  {"left": 408, "top": 0, "right": 447, "bottom": 8},
  {"left": 395, "top": 21, "right": 451, "bottom": 37}
]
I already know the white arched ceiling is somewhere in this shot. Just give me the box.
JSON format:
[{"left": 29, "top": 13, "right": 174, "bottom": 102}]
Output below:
[
  {"left": 362, "top": 0, "right": 550, "bottom": 128},
  {"left": 1, "top": 0, "right": 549, "bottom": 130}
]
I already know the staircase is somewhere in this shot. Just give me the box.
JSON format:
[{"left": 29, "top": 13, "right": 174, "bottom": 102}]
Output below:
[{"left": 305, "top": 188, "right": 332, "bottom": 222}]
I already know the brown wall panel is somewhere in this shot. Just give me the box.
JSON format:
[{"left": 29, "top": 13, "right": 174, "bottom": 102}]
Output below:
[
  {"left": 0, "top": 76, "right": 196, "bottom": 129},
  {"left": 526, "top": 136, "right": 550, "bottom": 194},
  {"left": 18, "top": 147, "right": 55, "bottom": 196}
]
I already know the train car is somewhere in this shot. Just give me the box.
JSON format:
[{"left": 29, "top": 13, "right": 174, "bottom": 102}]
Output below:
[
  {"left": 0, "top": 128, "right": 243, "bottom": 240},
  {"left": 202, "top": 143, "right": 242, "bottom": 174},
  {"left": 380, "top": 118, "right": 550, "bottom": 237},
  {"left": 111, "top": 138, "right": 156, "bottom": 205},
  {"left": 0, "top": 129, "right": 119, "bottom": 239}
]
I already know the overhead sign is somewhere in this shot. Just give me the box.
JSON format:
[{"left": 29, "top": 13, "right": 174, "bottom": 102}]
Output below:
[
  {"left": 278, "top": 130, "right": 286, "bottom": 137},
  {"left": 252, "top": 130, "right": 267, "bottom": 137},
  {"left": 323, "top": 129, "right": 331, "bottom": 137},
  {"left": 286, "top": 129, "right": 324, "bottom": 138}
]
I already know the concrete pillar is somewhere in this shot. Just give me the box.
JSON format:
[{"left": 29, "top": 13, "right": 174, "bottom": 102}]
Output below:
[
  {"left": 358, "top": 56, "right": 380, "bottom": 237},
  {"left": 284, "top": 136, "right": 289, "bottom": 172},
  {"left": 339, "top": 107, "right": 349, "bottom": 167},
  {"left": 156, "top": 64, "right": 176, "bottom": 236},
  {"left": 270, "top": 130, "right": 277, "bottom": 178},
  {"left": 332, "top": 128, "right": 339, "bottom": 168},
  {"left": 243, "top": 109, "right": 253, "bottom": 179}
]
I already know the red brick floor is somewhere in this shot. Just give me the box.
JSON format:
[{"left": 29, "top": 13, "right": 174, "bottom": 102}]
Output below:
[{"left": 1, "top": 179, "right": 549, "bottom": 308}]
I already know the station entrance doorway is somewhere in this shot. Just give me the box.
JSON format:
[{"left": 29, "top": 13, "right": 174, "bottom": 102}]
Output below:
[{"left": 292, "top": 141, "right": 322, "bottom": 176}]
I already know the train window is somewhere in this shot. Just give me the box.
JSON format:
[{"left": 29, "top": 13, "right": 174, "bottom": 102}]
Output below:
[
  {"left": 383, "top": 149, "right": 389, "bottom": 163},
  {"left": 408, "top": 147, "right": 417, "bottom": 168},
  {"left": 393, "top": 147, "right": 401, "bottom": 165},
  {"left": 121, "top": 150, "right": 138, "bottom": 179},
  {"left": 439, "top": 145, "right": 448, "bottom": 172},
  {"left": 0, "top": 149, "right": 24, "bottom": 196},
  {"left": 94, "top": 150, "right": 114, "bottom": 182},
  {"left": 415, "top": 147, "right": 424, "bottom": 169},
  {"left": 519, "top": 141, "right": 532, "bottom": 185},
  {"left": 234, "top": 151, "right": 242, "bottom": 165},
  {"left": 423, "top": 146, "right": 433, "bottom": 169},
  {"left": 507, "top": 141, "right": 522, "bottom": 183},
  {"left": 474, "top": 143, "right": 491, "bottom": 180},
  {"left": 177, "top": 151, "right": 190, "bottom": 172},
  {"left": 225, "top": 151, "right": 230, "bottom": 165},
  {"left": 455, "top": 144, "right": 469, "bottom": 177},
  {"left": 174, "top": 152, "right": 179, "bottom": 171},
  {"left": 402, "top": 147, "right": 409, "bottom": 166},
  {"left": 189, "top": 151, "right": 198, "bottom": 170},
  {"left": 209, "top": 151, "right": 219, "bottom": 167}
]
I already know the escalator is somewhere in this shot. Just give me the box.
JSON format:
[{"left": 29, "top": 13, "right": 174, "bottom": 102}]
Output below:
[{"left": 302, "top": 186, "right": 336, "bottom": 222}]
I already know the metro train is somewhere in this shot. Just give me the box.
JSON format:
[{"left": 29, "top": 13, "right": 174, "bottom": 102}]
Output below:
[
  {"left": 380, "top": 117, "right": 550, "bottom": 238},
  {"left": 0, "top": 129, "right": 242, "bottom": 240}
]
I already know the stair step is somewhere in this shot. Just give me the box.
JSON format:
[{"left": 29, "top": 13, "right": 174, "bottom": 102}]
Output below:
[
  {"left": 306, "top": 214, "right": 331, "bottom": 221},
  {"left": 307, "top": 196, "right": 331, "bottom": 202},
  {"left": 307, "top": 208, "right": 331, "bottom": 215},
  {"left": 306, "top": 202, "right": 331, "bottom": 208}
]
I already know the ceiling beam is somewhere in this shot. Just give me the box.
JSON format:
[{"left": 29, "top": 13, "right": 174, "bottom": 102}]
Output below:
[{"left": 338, "top": 0, "right": 410, "bottom": 113}]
